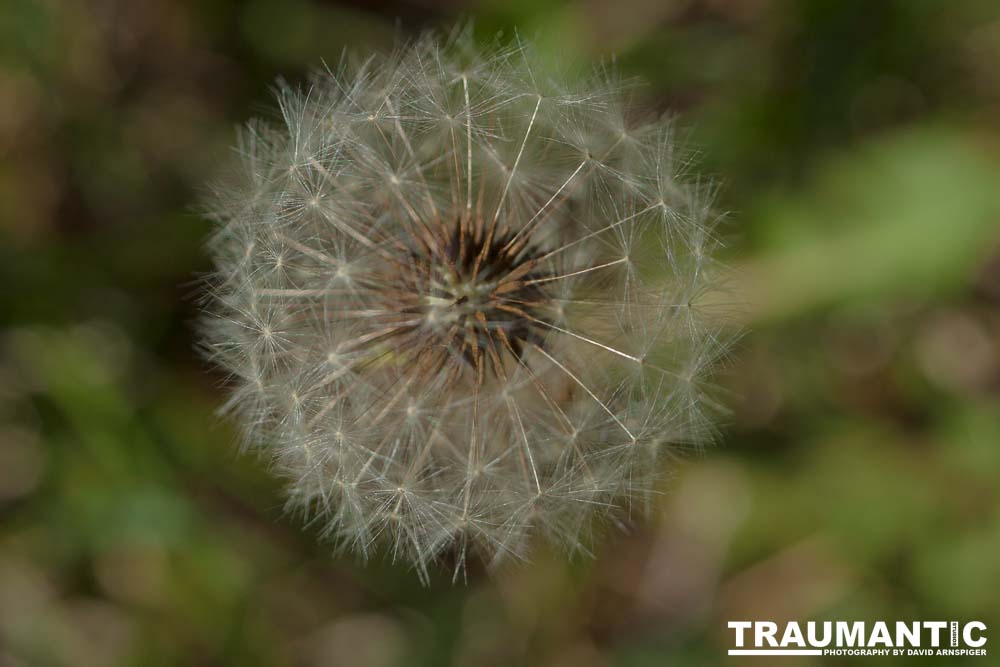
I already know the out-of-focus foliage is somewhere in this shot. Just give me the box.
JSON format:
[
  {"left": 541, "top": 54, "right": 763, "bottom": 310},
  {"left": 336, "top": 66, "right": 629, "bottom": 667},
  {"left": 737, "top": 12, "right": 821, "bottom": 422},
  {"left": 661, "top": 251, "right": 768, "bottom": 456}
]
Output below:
[{"left": 1, "top": 1, "right": 998, "bottom": 665}]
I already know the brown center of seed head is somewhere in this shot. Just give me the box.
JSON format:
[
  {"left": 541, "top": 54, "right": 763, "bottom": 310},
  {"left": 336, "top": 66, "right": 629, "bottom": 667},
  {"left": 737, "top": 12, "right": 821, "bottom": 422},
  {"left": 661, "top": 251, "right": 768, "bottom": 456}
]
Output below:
[{"left": 373, "top": 216, "right": 553, "bottom": 387}]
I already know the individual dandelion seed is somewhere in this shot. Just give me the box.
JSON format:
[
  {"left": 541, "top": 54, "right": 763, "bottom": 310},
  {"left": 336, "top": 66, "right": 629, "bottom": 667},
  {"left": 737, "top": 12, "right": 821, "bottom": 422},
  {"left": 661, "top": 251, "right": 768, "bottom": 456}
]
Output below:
[{"left": 200, "top": 29, "right": 730, "bottom": 582}]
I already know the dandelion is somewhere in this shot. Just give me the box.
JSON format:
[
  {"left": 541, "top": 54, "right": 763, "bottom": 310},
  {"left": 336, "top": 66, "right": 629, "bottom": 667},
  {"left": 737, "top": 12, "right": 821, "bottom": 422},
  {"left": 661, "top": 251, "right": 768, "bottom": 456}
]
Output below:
[{"left": 200, "top": 29, "right": 728, "bottom": 581}]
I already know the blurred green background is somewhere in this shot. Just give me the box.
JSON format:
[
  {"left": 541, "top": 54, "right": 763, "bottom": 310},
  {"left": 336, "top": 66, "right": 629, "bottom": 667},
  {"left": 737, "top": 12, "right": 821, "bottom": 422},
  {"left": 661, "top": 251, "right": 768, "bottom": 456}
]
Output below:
[{"left": 2, "top": 1, "right": 999, "bottom": 665}]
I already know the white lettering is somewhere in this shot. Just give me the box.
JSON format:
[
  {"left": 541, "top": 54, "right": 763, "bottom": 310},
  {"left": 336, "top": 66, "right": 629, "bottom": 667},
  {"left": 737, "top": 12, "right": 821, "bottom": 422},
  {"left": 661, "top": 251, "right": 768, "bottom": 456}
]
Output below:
[
  {"left": 728, "top": 621, "right": 751, "bottom": 647},
  {"left": 808, "top": 621, "right": 832, "bottom": 647},
  {"left": 837, "top": 622, "right": 865, "bottom": 647},
  {"left": 925, "top": 621, "right": 947, "bottom": 647},
  {"left": 868, "top": 622, "right": 892, "bottom": 647},
  {"left": 755, "top": 622, "right": 779, "bottom": 648},
  {"left": 780, "top": 622, "right": 806, "bottom": 648},
  {"left": 964, "top": 621, "right": 987, "bottom": 648},
  {"left": 896, "top": 621, "right": 920, "bottom": 647}
]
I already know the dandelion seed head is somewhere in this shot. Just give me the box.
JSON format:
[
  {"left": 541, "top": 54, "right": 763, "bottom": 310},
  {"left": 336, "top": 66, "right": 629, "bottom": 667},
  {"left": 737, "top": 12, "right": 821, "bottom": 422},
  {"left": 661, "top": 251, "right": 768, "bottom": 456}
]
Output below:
[{"left": 200, "top": 29, "right": 728, "bottom": 581}]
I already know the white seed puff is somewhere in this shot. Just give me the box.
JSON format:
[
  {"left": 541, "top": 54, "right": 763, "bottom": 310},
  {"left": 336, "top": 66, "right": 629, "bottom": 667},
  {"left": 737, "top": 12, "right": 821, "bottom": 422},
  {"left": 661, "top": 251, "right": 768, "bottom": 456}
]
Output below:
[{"left": 201, "top": 30, "right": 728, "bottom": 580}]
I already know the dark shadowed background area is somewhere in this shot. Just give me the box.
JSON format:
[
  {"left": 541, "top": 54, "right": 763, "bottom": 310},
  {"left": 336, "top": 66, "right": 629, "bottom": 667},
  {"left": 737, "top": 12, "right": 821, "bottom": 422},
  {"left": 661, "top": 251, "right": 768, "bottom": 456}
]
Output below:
[{"left": 2, "top": 1, "right": 999, "bottom": 665}]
